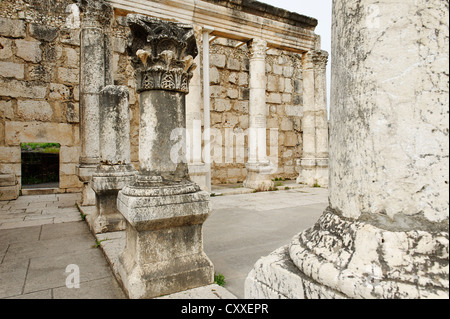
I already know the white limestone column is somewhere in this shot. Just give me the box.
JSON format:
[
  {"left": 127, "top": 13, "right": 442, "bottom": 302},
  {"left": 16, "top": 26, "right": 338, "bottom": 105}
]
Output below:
[
  {"left": 202, "top": 27, "right": 214, "bottom": 192},
  {"left": 246, "top": 0, "right": 449, "bottom": 299},
  {"left": 314, "top": 52, "right": 329, "bottom": 186},
  {"left": 186, "top": 26, "right": 207, "bottom": 191},
  {"left": 77, "top": 0, "right": 113, "bottom": 206},
  {"left": 244, "top": 38, "right": 274, "bottom": 191},
  {"left": 297, "top": 50, "right": 329, "bottom": 187}
]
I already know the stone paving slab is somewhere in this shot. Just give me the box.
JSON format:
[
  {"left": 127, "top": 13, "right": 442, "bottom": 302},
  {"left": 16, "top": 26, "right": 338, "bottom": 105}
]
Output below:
[
  {"left": 0, "top": 193, "right": 82, "bottom": 230},
  {"left": 157, "top": 284, "right": 237, "bottom": 299},
  {"left": 0, "top": 193, "right": 126, "bottom": 299}
]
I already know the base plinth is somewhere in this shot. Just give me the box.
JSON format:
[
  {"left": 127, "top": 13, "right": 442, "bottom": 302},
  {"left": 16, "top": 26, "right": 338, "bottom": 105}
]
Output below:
[{"left": 116, "top": 181, "right": 214, "bottom": 299}]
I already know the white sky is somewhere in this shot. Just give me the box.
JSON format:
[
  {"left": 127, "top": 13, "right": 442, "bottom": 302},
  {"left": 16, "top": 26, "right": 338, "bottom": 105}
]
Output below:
[{"left": 258, "top": 0, "right": 332, "bottom": 116}]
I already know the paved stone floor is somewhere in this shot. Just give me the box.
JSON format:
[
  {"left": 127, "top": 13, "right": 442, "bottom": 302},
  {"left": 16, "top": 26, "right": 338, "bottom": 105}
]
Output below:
[
  {"left": 0, "top": 186, "right": 328, "bottom": 299},
  {"left": 205, "top": 187, "right": 328, "bottom": 298},
  {"left": 0, "top": 193, "right": 125, "bottom": 299}
]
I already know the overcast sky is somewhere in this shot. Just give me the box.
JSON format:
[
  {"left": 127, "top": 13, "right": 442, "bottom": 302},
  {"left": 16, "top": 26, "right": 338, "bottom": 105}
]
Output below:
[{"left": 258, "top": 0, "right": 332, "bottom": 116}]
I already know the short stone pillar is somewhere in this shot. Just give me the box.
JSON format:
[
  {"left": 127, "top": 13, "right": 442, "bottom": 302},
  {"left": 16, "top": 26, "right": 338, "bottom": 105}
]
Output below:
[
  {"left": 297, "top": 50, "right": 329, "bottom": 187},
  {"left": 244, "top": 38, "right": 274, "bottom": 191},
  {"left": 90, "top": 86, "right": 136, "bottom": 234},
  {"left": 246, "top": 0, "right": 449, "bottom": 299},
  {"left": 116, "top": 15, "right": 214, "bottom": 299},
  {"left": 77, "top": 0, "right": 114, "bottom": 206}
]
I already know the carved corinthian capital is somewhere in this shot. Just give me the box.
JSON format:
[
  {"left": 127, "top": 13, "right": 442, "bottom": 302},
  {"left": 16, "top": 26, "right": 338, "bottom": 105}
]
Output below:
[
  {"left": 78, "top": 0, "right": 113, "bottom": 28},
  {"left": 126, "top": 14, "right": 198, "bottom": 94},
  {"left": 304, "top": 50, "right": 329, "bottom": 71},
  {"left": 248, "top": 38, "right": 267, "bottom": 60}
]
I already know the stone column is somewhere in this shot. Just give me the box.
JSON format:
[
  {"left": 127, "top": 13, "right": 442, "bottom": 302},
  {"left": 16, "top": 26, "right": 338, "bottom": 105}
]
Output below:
[
  {"left": 297, "top": 50, "right": 329, "bottom": 187},
  {"left": 77, "top": 0, "right": 113, "bottom": 206},
  {"left": 244, "top": 38, "right": 274, "bottom": 191},
  {"left": 116, "top": 15, "right": 214, "bottom": 299},
  {"left": 90, "top": 86, "right": 136, "bottom": 234},
  {"left": 186, "top": 26, "right": 207, "bottom": 191},
  {"left": 246, "top": 0, "right": 448, "bottom": 299}
]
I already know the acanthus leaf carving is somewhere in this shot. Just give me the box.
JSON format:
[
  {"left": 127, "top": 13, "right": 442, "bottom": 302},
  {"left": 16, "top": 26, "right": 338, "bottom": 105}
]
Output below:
[{"left": 126, "top": 14, "right": 198, "bottom": 94}]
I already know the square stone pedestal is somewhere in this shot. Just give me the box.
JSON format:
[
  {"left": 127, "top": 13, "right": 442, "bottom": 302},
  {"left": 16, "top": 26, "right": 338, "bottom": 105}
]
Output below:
[
  {"left": 116, "top": 182, "right": 214, "bottom": 299},
  {"left": 90, "top": 167, "right": 136, "bottom": 233}
]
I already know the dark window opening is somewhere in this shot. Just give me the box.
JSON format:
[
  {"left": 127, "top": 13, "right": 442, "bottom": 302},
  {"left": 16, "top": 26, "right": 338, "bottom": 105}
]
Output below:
[{"left": 21, "top": 143, "right": 60, "bottom": 189}]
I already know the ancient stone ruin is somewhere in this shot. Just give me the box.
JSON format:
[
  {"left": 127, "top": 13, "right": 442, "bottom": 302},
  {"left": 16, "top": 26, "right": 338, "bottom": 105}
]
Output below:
[
  {"left": 0, "top": 0, "right": 328, "bottom": 201},
  {"left": 0, "top": 0, "right": 448, "bottom": 299}
]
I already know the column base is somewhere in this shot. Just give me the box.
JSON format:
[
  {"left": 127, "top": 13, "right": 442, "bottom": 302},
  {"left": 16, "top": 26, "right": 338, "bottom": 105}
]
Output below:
[
  {"left": 188, "top": 163, "right": 208, "bottom": 192},
  {"left": 90, "top": 166, "right": 136, "bottom": 234},
  {"left": 246, "top": 207, "right": 449, "bottom": 299},
  {"left": 77, "top": 164, "right": 97, "bottom": 206},
  {"left": 296, "top": 158, "right": 329, "bottom": 187},
  {"left": 0, "top": 174, "right": 19, "bottom": 201},
  {"left": 245, "top": 245, "right": 346, "bottom": 299},
  {"left": 244, "top": 162, "right": 275, "bottom": 191},
  {"left": 116, "top": 181, "right": 214, "bottom": 299}
]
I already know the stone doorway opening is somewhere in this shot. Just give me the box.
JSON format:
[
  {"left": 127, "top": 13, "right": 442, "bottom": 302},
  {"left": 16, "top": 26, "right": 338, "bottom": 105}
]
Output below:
[{"left": 20, "top": 143, "right": 60, "bottom": 190}]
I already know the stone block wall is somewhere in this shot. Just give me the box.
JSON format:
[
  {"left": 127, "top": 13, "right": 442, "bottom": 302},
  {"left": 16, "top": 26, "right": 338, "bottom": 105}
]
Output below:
[
  {"left": 0, "top": 0, "right": 82, "bottom": 193},
  {"left": 208, "top": 38, "right": 303, "bottom": 184}
]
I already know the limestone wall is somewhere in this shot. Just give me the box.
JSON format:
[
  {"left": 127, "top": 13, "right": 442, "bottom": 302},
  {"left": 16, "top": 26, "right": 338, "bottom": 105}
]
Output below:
[
  {"left": 0, "top": 0, "right": 82, "bottom": 192},
  {"left": 208, "top": 38, "right": 303, "bottom": 184}
]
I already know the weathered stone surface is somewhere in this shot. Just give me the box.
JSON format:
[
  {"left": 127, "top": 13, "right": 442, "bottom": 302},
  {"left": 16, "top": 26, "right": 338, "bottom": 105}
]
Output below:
[
  {"left": 211, "top": 54, "right": 226, "bottom": 68},
  {"left": 17, "top": 100, "right": 53, "bottom": 122},
  {"left": 0, "top": 61, "right": 24, "bottom": 79},
  {"left": 285, "top": 105, "right": 302, "bottom": 117},
  {"left": 5, "top": 122, "right": 74, "bottom": 146},
  {"left": 90, "top": 85, "right": 136, "bottom": 234},
  {"left": 288, "top": 208, "right": 449, "bottom": 299},
  {"left": 297, "top": 50, "right": 329, "bottom": 187},
  {"left": 66, "top": 102, "right": 79, "bottom": 123},
  {"left": 245, "top": 246, "right": 345, "bottom": 299},
  {"left": 15, "top": 39, "right": 42, "bottom": 63},
  {"left": 0, "top": 174, "right": 19, "bottom": 201},
  {"left": 49, "top": 83, "right": 70, "bottom": 100},
  {"left": 117, "top": 183, "right": 214, "bottom": 298},
  {"left": 0, "top": 37, "right": 13, "bottom": 59},
  {"left": 57, "top": 67, "right": 78, "bottom": 84},
  {"left": 0, "top": 79, "right": 47, "bottom": 99},
  {"left": 29, "top": 23, "right": 59, "bottom": 42},
  {"left": 329, "top": 1, "right": 449, "bottom": 223},
  {"left": 78, "top": 0, "right": 114, "bottom": 205},
  {"left": 0, "top": 18, "right": 26, "bottom": 38}
]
